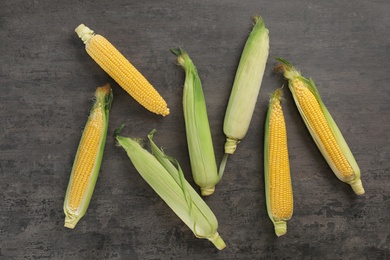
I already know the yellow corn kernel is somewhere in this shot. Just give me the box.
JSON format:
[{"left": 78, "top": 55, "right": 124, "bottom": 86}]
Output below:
[
  {"left": 63, "top": 84, "right": 113, "bottom": 229},
  {"left": 292, "top": 79, "right": 354, "bottom": 180},
  {"left": 75, "top": 24, "right": 169, "bottom": 116},
  {"left": 264, "top": 88, "right": 293, "bottom": 236}
]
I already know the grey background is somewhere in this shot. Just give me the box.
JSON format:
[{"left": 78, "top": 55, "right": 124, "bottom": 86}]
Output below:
[{"left": 1, "top": 0, "right": 389, "bottom": 259}]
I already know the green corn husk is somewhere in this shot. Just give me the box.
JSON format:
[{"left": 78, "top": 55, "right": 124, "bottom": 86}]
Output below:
[
  {"left": 115, "top": 127, "right": 226, "bottom": 250},
  {"left": 275, "top": 57, "right": 364, "bottom": 195},
  {"left": 171, "top": 48, "right": 220, "bottom": 196},
  {"left": 223, "top": 16, "right": 269, "bottom": 155},
  {"left": 63, "top": 84, "right": 113, "bottom": 228}
]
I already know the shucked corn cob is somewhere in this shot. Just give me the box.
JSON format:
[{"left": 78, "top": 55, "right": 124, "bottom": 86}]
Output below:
[
  {"left": 75, "top": 24, "right": 169, "bottom": 116},
  {"left": 275, "top": 58, "right": 364, "bottom": 195},
  {"left": 115, "top": 127, "right": 226, "bottom": 250},
  {"left": 171, "top": 49, "right": 219, "bottom": 196},
  {"left": 63, "top": 84, "right": 113, "bottom": 228},
  {"left": 223, "top": 16, "right": 269, "bottom": 154},
  {"left": 264, "top": 88, "right": 293, "bottom": 236}
]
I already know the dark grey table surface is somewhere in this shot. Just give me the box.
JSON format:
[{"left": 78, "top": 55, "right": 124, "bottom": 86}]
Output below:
[{"left": 1, "top": 0, "right": 389, "bottom": 259}]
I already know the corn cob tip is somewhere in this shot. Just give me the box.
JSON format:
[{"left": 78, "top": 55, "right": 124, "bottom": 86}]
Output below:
[
  {"left": 274, "top": 64, "right": 284, "bottom": 73},
  {"left": 170, "top": 48, "right": 190, "bottom": 70},
  {"left": 75, "top": 24, "right": 95, "bottom": 44},
  {"left": 170, "top": 48, "right": 183, "bottom": 56},
  {"left": 269, "top": 87, "right": 283, "bottom": 102},
  {"left": 201, "top": 187, "right": 215, "bottom": 196},
  {"left": 96, "top": 83, "right": 111, "bottom": 93},
  {"left": 161, "top": 107, "right": 170, "bottom": 116},
  {"left": 252, "top": 15, "right": 264, "bottom": 25},
  {"left": 224, "top": 137, "right": 240, "bottom": 154},
  {"left": 274, "top": 221, "right": 287, "bottom": 237},
  {"left": 350, "top": 179, "right": 365, "bottom": 195},
  {"left": 207, "top": 232, "right": 226, "bottom": 250},
  {"left": 274, "top": 57, "right": 301, "bottom": 80}
]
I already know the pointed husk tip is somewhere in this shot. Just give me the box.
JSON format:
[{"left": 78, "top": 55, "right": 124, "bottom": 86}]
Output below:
[{"left": 252, "top": 16, "right": 265, "bottom": 27}]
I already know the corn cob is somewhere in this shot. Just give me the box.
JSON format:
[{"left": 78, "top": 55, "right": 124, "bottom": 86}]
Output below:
[
  {"left": 171, "top": 48, "right": 219, "bottom": 196},
  {"left": 63, "top": 84, "right": 113, "bottom": 228},
  {"left": 275, "top": 58, "right": 364, "bottom": 195},
  {"left": 115, "top": 127, "right": 226, "bottom": 250},
  {"left": 75, "top": 24, "right": 169, "bottom": 116},
  {"left": 223, "top": 16, "right": 269, "bottom": 155},
  {"left": 264, "top": 88, "right": 293, "bottom": 236}
]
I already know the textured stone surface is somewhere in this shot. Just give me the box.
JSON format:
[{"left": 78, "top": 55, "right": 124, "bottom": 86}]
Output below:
[{"left": 1, "top": 0, "right": 389, "bottom": 259}]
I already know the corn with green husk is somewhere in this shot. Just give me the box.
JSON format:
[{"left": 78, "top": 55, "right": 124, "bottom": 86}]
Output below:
[
  {"left": 223, "top": 16, "right": 269, "bottom": 155},
  {"left": 63, "top": 84, "right": 113, "bottom": 228},
  {"left": 171, "top": 48, "right": 220, "bottom": 196},
  {"left": 115, "top": 127, "right": 226, "bottom": 250},
  {"left": 275, "top": 58, "right": 364, "bottom": 195},
  {"left": 264, "top": 88, "right": 293, "bottom": 236}
]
